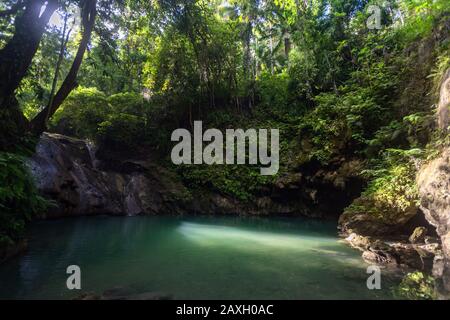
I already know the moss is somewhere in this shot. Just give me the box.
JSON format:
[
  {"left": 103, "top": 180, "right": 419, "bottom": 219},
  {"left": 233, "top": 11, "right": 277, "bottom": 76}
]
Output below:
[
  {"left": 178, "top": 164, "right": 274, "bottom": 202},
  {"left": 343, "top": 158, "right": 419, "bottom": 228},
  {"left": 393, "top": 272, "right": 437, "bottom": 300}
]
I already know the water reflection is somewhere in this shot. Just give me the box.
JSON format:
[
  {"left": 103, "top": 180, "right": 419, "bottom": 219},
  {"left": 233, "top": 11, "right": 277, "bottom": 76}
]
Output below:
[{"left": 0, "top": 216, "right": 400, "bottom": 300}]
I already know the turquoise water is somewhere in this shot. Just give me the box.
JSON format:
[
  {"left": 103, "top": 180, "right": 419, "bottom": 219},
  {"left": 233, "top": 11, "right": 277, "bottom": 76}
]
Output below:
[{"left": 0, "top": 215, "right": 400, "bottom": 299}]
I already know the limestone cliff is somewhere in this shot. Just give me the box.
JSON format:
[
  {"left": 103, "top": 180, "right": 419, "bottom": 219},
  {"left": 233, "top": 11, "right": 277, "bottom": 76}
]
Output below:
[{"left": 418, "top": 148, "right": 450, "bottom": 295}]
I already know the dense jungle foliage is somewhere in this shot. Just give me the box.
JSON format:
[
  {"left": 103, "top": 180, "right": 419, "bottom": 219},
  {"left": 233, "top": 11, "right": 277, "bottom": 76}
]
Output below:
[{"left": 0, "top": 0, "right": 449, "bottom": 256}]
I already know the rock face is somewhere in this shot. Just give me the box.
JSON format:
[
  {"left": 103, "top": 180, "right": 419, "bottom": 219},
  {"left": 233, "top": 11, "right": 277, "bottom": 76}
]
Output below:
[
  {"left": 337, "top": 199, "right": 423, "bottom": 237},
  {"left": 28, "top": 133, "right": 364, "bottom": 219},
  {"left": 437, "top": 68, "right": 450, "bottom": 130},
  {"left": 417, "top": 147, "right": 450, "bottom": 294},
  {"left": 270, "top": 158, "right": 365, "bottom": 218},
  {"left": 27, "top": 133, "right": 190, "bottom": 217}
]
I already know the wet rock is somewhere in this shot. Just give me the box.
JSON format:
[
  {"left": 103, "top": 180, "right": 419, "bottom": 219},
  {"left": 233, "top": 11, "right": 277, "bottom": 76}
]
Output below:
[
  {"left": 345, "top": 233, "right": 397, "bottom": 265},
  {"left": 345, "top": 233, "right": 372, "bottom": 250},
  {"left": 344, "top": 232, "right": 439, "bottom": 271},
  {"left": 362, "top": 250, "right": 396, "bottom": 265}
]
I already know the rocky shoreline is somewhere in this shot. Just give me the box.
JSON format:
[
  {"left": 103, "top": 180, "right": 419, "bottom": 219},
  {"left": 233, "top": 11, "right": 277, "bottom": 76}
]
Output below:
[{"left": 338, "top": 146, "right": 450, "bottom": 299}]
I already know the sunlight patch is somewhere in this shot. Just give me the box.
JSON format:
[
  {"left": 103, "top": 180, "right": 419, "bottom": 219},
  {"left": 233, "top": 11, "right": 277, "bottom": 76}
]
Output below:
[{"left": 177, "top": 222, "right": 336, "bottom": 252}]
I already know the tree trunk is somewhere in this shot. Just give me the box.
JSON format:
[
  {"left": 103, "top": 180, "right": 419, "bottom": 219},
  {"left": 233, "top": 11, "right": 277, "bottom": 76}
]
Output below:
[
  {"left": 46, "top": 11, "right": 71, "bottom": 125},
  {"left": 284, "top": 37, "right": 291, "bottom": 58},
  {"left": 31, "top": 0, "right": 97, "bottom": 135},
  {"left": 0, "top": 0, "right": 58, "bottom": 150},
  {"left": 0, "top": 0, "right": 58, "bottom": 104}
]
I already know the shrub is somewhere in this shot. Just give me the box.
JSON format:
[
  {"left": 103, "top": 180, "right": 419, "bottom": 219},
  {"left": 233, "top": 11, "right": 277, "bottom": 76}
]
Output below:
[
  {"left": 108, "top": 92, "right": 148, "bottom": 116},
  {"left": 257, "top": 71, "right": 289, "bottom": 111},
  {"left": 50, "top": 87, "right": 110, "bottom": 139},
  {"left": 178, "top": 164, "right": 273, "bottom": 201},
  {"left": 0, "top": 152, "right": 48, "bottom": 248},
  {"left": 344, "top": 150, "right": 420, "bottom": 225},
  {"left": 97, "top": 113, "right": 147, "bottom": 151}
]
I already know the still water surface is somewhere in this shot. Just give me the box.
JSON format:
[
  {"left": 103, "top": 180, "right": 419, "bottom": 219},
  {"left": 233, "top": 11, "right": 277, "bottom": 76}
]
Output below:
[{"left": 0, "top": 215, "right": 401, "bottom": 299}]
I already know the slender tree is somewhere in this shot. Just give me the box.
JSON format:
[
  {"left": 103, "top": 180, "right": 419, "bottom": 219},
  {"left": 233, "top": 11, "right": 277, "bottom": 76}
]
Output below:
[{"left": 31, "top": 0, "right": 98, "bottom": 134}]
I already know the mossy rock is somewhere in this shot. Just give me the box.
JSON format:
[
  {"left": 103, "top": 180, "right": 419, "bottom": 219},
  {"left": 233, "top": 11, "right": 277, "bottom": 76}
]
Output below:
[
  {"left": 393, "top": 272, "right": 437, "bottom": 300},
  {"left": 409, "top": 227, "right": 428, "bottom": 244}
]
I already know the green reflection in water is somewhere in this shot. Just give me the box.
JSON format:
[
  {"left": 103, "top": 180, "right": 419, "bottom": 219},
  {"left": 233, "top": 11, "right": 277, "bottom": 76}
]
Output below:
[{"left": 0, "top": 215, "right": 401, "bottom": 299}]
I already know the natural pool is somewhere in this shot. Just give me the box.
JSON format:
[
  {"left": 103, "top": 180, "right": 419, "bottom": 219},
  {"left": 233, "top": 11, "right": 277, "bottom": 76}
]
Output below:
[{"left": 0, "top": 215, "right": 401, "bottom": 299}]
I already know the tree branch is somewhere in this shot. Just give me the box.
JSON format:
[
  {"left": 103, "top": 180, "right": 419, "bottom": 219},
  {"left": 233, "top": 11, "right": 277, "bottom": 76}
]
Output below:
[{"left": 31, "top": 0, "right": 98, "bottom": 134}]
